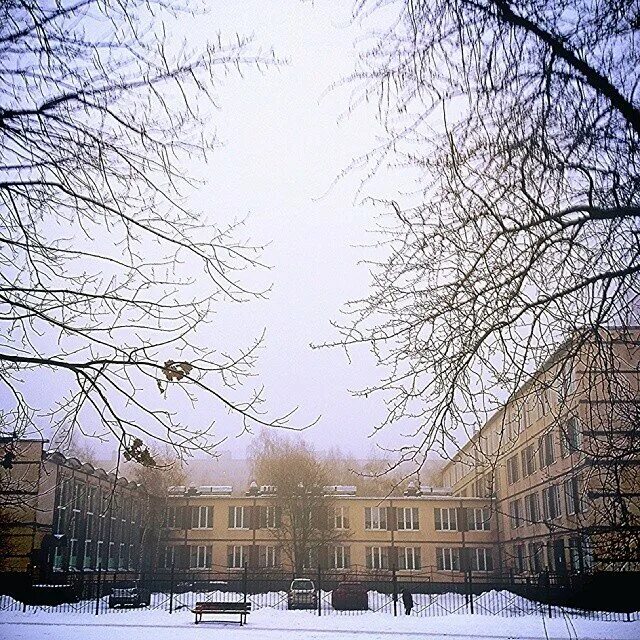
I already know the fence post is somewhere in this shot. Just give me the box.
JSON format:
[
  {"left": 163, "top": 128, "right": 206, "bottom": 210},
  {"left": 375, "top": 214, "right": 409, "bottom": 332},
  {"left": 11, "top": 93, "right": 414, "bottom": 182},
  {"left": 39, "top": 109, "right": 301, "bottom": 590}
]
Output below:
[
  {"left": 169, "top": 562, "right": 175, "bottom": 614},
  {"left": 317, "top": 565, "right": 322, "bottom": 617},
  {"left": 392, "top": 565, "right": 398, "bottom": 616},
  {"left": 467, "top": 571, "right": 474, "bottom": 615},
  {"left": 546, "top": 571, "right": 552, "bottom": 619},
  {"left": 95, "top": 564, "right": 102, "bottom": 616},
  {"left": 243, "top": 562, "right": 248, "bottom": 611}
]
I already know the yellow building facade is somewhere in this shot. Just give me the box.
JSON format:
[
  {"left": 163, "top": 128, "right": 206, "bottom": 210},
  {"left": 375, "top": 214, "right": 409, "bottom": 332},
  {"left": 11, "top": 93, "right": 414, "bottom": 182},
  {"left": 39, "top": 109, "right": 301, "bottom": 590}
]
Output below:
[
  {"left": 441, "top": 329, "right": 640, "bottom": 575},
  {"left": 160, "top": 486, "right": 495, "bottom": 579}
]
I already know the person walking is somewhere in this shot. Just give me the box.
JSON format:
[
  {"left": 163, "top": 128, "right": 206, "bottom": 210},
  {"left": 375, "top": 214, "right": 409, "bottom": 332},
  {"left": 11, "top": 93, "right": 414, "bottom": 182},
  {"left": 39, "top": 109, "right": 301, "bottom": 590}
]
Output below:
[{"left": 401, "top": 588, "right": 413, "bottom": 615}]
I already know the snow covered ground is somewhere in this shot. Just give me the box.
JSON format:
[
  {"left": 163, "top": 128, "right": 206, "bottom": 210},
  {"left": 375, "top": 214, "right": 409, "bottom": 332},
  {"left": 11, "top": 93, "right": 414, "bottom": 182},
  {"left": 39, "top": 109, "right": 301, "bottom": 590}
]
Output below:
[
  {"left": 2, "top": 605, "right": 640, "bottom": 640},
  {"left": 1, "top": 589, "right": 638, "bottom": 640}
]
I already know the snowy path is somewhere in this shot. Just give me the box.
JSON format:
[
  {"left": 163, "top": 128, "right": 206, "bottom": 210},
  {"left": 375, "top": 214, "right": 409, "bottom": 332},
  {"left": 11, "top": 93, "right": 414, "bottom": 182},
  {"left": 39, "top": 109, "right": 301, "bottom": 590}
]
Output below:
[{"left": 1, "top": 608, "right": 639, "bottom": 640}]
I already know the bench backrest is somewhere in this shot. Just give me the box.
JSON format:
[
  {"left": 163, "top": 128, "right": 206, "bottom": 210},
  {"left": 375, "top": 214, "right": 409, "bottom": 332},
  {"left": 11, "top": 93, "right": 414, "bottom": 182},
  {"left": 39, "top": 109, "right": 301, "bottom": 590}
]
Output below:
[{"left": 194, "top": 601, "right": 250, "bottom": 612}]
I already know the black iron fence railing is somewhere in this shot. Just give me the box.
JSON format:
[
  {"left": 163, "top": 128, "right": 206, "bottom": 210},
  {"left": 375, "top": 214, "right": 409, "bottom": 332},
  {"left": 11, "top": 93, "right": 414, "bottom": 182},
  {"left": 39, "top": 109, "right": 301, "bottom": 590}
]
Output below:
[{"left": 0, "top": 566, "right": 637, "bottom": 621}]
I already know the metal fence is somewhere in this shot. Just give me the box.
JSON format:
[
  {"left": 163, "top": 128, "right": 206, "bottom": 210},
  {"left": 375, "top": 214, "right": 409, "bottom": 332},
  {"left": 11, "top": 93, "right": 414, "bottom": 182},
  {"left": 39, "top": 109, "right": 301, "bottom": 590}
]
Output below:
[{"left": 1, "top": 567, "right": 637, "bottom": 622}]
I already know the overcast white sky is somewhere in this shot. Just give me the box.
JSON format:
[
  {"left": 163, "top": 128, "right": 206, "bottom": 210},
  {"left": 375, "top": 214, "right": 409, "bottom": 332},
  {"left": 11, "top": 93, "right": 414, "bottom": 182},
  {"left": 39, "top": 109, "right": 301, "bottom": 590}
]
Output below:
[{"left": 164, "top": 1, "right": 419, "bottom": 458}]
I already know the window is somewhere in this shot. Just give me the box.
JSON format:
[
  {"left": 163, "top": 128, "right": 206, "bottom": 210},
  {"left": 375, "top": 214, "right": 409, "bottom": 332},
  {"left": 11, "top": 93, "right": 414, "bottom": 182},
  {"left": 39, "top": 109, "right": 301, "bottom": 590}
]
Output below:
[
  {"left": 467, "top": 507, "right": 491, "bottom": 531},
  {"left": 509, "top": 499, "right": 522, "bottom": 529},
  {"left": 473, "top": 475, "right": 493, "bottom": 498},
  {"left": 398, "top": 547, "right": 421, "bottom": 570},
  {"left": 542, "top": 485, "right": 562, "bottom": 520},
  {"left": 191, "top": 505, "right": 213, "bottom": 529},
  {"left": 259, "top": 506, "right": 280, "bottom": 529},
  {"left": 524, "top": 492, "right": 540, "bottom": 524},
  {"left": 83, "top": 540, "right": 93, "bottom": 569},
  {"left": 227, "top": 545, "right": 247, "bottom": 569},
  {"left": 564, "top": 476, "right": 582, "bottom": 515},
  {"left": 331, "top": 545, "right": 351, "bottom": 570},
  {"left": 568, "top": 537, "right": 588, "bottom": 572},
  {"left": 118, "top": 542, "right": 126, "bottom": 570},
  {"left": 521, "top": 444, "right": 537, "bottom": 477},
  {"left": 559, "top": 365, "right": 576, "bottom": 402},
  {"left": 191, "top": 545, "right": 211, "bottom": 569},
  {"left": 506, "top": 455, "right": 520, "bottom": 485},
  {"left": 96, "top": 540, "right": 103, "bottom": 570},
  {"left": 434, "top": 508, "right": 457, "bottom": 531},
  {"left": 84, "top": 489, "right": 95, "bottom": 569},
  {"left": 365, "top": 507, "right": 388, "bottom": 530},
  {"left": 538, "top": 387, "right": 551, "bottom": 420},
  {"left": 436, "top": 547, "right": 460, "bottom": 571},
  {"left": 302, "top": 548, "right": 317, "bottom": 570},
  {"left": 66, "top": 535, "right": 77, "bottom": 570},
  {"left": 86, "top": 486, "right": 95, "bottom": 513},
  {"left": 560, "top": 417, "right": 582, "bottom": 457},
  {"left": 470, "top": 548, "right": 493, "bottom": 572},
  {"left": 365, "top": 546, "right": 389, "bottom": 570},
  {"left": 53, "top": 546, "right": 64, "bottom": 570},
  {"left": 258, "top": 545, "right": 279, "bottom": 568},
  {"left": 163, "top": 545, "right": 175, "bottom": 569},
  {"left": 333, "top": 506, "right": 350, "bottom": 530},
  {"left": 165, "top": 505, "right": 180, "bottom": 529},
  {"left": 397, "top": 507, "right": 419, "bottom": 530},
  {"left": 54, "top": 479, "right": 71, "bottom": 534},
  {"left": 515, "top": 544, "right": 525, "bottom": 573},
  {"left": 538, "top": 432, "right": 555, "bottom": 468},
  {"left": 228, "top": 506, "right": 248, "bottom": 529},
  {"left": 528, "top": 542, "right": 544, "bottom": 572},
  {"left": 72, "top": 481, "right": 83, "bottom": 511}
]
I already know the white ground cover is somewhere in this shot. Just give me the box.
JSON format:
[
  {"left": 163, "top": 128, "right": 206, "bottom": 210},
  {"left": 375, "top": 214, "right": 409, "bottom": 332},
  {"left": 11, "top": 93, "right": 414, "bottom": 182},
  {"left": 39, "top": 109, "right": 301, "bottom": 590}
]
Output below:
[{"left": 1, "top": 591, "right": 638, "bottom": 640}]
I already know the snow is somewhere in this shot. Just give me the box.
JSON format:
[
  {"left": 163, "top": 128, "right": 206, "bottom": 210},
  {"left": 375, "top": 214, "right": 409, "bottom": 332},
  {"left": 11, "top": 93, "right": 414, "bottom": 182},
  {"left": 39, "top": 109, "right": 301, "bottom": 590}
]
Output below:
[{"left": 1, "top": 591, "right": 638, "bottom": 640}]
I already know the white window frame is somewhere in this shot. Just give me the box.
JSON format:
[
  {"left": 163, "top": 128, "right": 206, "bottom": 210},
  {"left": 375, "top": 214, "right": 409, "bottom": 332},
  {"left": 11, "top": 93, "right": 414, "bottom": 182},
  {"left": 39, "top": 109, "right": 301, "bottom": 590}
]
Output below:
[
  {"left": 332, "top": 545, "right": 350, "bottom": 570},
  {"left": 543, "top": 484, "right": 562, "bottom": 520},
  {"left": 524, "top": 492, "right": 540, "bottom": 524},
  {"left": 509, "top": 500, "right": 522, "bottom": 529},
  {"left": 435, "top": 508, "right": 457, "bottom": 531},
  {"left": 468, "top": 507, "right": 491, "bottom": 531},
  {"left": 163, "top": 545, "right": 175, "bottom": 569},
  {"left": 334, "top": 506, "right": 350, "bottom": 530},
  {"left": 228, "top": 506, "right": 248, "bottom": 530},
  {"left": 397, "top": 507, "right": 419, "bottom": 530},
  {"left": 506, "top": 455, "right": 519, "bottom": 485},
  {"left": 166, "top": 505, "right": 179, "bottom": 529},
  {"left": 436, "top": 547, "right": 460, "bottom": 571},
  {"left": 192, "top": 505, "right": 213, "bottom": 529},
  {"left": 228, "top": 544, "right": 246, "bottom": 569},
  {"left": 366, "top": 546, "right": 388, "bottom": 570},
  {"left": 471, "top": 548, "right": 493, "bottom": 572},
  {"left": 260, "top": 506, "right": 278, "bottom": 529},
  {"left": 191, "top": 544, "right": 211, "bottom": 569},
  {"left": 521, "top": 444, "right": 537, "bottom": 477},
  {"left": 259, "top": 545, "right": 278, "bottom": 568},
  {"left": 398, "top": 546, "right": 421, "bottom": 571},
  {"left": 365, "top": 507, "right": 387, "bottom": 531},
  {"left": 538, "top": 432, "right": 555, "bottom": 468}
]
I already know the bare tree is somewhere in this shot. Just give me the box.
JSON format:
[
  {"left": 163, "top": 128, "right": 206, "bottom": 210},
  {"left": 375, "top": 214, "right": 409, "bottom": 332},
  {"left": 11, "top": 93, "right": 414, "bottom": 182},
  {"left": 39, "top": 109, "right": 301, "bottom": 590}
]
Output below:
[
  {"left": 0, "top": 1, "right": 290, "bottom": 462},
  {"left": 130, "top": 447, "right": 187, "bottom": 570},
  {"left": 249, "top": 432, "right": 342, "bottom": 573},
  {"left": 329, "top": 0, "right": 640, "bottom": 463}
]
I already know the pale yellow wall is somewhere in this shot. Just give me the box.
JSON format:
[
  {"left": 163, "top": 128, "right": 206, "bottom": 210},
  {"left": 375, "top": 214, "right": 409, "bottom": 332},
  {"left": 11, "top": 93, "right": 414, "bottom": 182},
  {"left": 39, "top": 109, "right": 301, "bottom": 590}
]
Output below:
[{"left": 163, "top": 493, "right": 496, "bottom": 578}]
